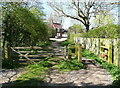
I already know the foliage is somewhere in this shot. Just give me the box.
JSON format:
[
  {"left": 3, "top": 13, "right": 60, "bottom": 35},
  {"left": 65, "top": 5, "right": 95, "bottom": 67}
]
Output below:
[
  {"left": 61, "top": 40, "right": 74, "bottom": 46},
  {"left": 9, "top": 60, "right": 51, "bottom": 86},
  {"left": 82, "top": 49, "right": 120, "bottom": 87},
  {"left": 2, "top": 59, "right": 25, "bottom": 69},
  {"left": 2, "top": 2, "right": 51, "bottom": 47},
  {"left": 8, "top": 55, "right": 85, "bottom": 86},
  {"left": 93, "top": 11, "right": 115, "bottom": 27},
  {"left": 80, "top": 24, "right": 120, "bottom": 38},
  {"left": 36, "top": 40, "right": 52, "bottom": 47},
  {"left": 69, "top": 24, "right": 84, "bottom": 33},
  {"left": 68, "top": 24, "right": 84, "bottom": 42},
  {"left": 47, "top": 27, "right": 56, "bottom": 38},
  {"left": 54, "top": 58, "right": 85, "bottom": 72}
]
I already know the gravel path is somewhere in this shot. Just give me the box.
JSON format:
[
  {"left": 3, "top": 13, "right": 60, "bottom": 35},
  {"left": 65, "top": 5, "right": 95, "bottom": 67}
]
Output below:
[
  {"left": 44, "top": 68, "right": 113, "bottom": 86},
  {"left": 43, "top": 57, "right": 113, "bottom": 86},
  {"left": 0, "top": 68, "right": 25, "bottom": 85}
]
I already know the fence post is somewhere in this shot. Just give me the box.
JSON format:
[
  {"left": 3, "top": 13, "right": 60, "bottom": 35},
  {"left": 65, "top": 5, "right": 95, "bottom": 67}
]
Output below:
[
  {"left": 114, "top": 39, "right": 119, "bottom": 66},
  {"left": 108, "top": 44, "right": 112, "bottom": 63},
  {"left": 75, "top": 43, "right": 78, "bottom": 58},
  {"left": 64, "top": 46, "right": 67, "bottom": 59},
  {"left": 68, "top": 44, "right": 72, "bottom": 59},
  {"left": 78, "top": 44, "right": 82, "bottom": 63},
  {"left": 3, "top": 41, "right": 9, "bottom": 59}
]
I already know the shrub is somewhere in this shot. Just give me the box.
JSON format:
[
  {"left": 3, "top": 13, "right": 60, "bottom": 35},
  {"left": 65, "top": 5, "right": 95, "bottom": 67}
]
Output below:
[{"left": 80, "top": 24, "right": 120, "bottom": 38}]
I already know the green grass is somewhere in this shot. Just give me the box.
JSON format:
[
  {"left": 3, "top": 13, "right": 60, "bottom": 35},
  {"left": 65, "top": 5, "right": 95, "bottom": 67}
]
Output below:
[
  {"left": 9, "top": 60, "right": 52, "bottom": 87},
  {"left": 82, "top": 49, "right": 120, "bottom": 87},
  {"left": 60, "top": 40, "right": 75, "bottom": 46},
  {"left": 54, "top": 58, "right": 86, "bottom": 72},
  {"left": 7, "top": 57, "right": 85, "bottom": 87},
  {"left": 36, "top": 40, "right": 52, "bottom": 47}
]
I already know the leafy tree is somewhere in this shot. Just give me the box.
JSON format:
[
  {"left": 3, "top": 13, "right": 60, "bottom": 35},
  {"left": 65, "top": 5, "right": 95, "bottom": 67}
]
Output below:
[
  {"left": 68, "top": 24, "right": 84, "bottom": 42},
  {"left": 2, "top": 2, "right": 50, "bottom": 47},
  {"left": 80, "top": 24, "right": 120, "bottom": 38},
  {"left": 69, "top": 24, "right": 84, "bottom": 33},
  {"left": 93, "top": 11, "right": 115, "bottom": 28}
]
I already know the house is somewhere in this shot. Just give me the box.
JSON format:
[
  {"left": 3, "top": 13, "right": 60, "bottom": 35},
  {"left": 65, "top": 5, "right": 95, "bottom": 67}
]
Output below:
[{"left": 49, "top": 23, "right": 63, "bottom": 38}]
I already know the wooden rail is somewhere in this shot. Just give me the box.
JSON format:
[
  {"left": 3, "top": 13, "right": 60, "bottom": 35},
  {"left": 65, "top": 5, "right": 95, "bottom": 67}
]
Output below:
[
  {"left": 74, "top": 37, "right": 120, "bottom": 66},
  {"left": 12, "top": 46, "right": 42, "bottom": 49},
  {"left": 68, "top": 43, "right": 82, "bottom": 62},
  {"left": 100, "top": 44, "right": 112, "bottom": 63}
]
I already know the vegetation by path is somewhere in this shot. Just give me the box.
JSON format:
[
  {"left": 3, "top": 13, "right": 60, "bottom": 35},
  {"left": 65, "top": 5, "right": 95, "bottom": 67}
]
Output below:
[
  {"left": 3, "top": 57, "right": 85, "bottom": 87},
  {"left": 2, "top": 39, "right": 119, "bottom": 87},
  {"left": 82, "top": 49, "right": 120, "bottom": 87},
  {"left": 3, "top": 56, "right": 113, "bottom": 87}
]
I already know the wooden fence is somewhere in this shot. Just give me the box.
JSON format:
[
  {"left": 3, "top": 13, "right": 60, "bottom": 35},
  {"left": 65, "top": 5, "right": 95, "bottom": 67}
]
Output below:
[
  {"left": 74, "top": 37, "right": 120, "bottom": 66},
  {"left": 3, "top": 46, "right": 67, "bottom": 64},
  {"left": 68, "top": 44, "right": 82, "bottom": 62},
  {"left": 7, "top": 46, "right": 46, "bottom": 64}
]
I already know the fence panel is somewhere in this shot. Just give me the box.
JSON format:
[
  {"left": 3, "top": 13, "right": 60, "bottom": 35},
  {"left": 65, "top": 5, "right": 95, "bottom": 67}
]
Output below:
[{"left": 74, "top": 37, "right": 120, "bottom": 66}]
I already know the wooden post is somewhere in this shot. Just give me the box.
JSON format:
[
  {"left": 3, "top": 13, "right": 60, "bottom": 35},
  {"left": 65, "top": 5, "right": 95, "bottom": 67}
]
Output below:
[
  {"left": 8, "top": 46, "right": 12, "bottom": 60},
  {"left": 118, "top": 39, "right": 120, "bottom": 66},
  {"left": 3, "top": 41, "right": 9, "bottom": 59},
  {"left": 64, "top": 46, "right": 67, "bottom": 59},
  {"left": 75, "top": 43, "right": 78, "bottom": 58},
  {"left": 100, "top": 42, "right": 104, "bottom": 58},
  {"left": 113, "top": 39, "right": 119, "bottom": 66},
  {"left": 68, "top": 44, "right": 72, "bottom": 59},
  {"left": 108, "top": 44, "right": 112, "bottom": 63},
  {"left": 4, "top": 45, "right": 8, "bottom": 59},
  {"left": 78, "top": 44, "right": 82, "bottom": 63}
]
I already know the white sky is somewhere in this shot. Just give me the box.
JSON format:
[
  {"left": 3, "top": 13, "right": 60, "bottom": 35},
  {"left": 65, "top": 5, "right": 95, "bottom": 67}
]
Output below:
[{"left": 42, "top": 2, "right": 81, "bottom": 29}]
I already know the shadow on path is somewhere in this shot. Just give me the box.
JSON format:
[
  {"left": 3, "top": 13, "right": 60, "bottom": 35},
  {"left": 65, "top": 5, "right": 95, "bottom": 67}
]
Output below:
[{"left": 2, "top": 78, "right": 112, "bottom": 88}]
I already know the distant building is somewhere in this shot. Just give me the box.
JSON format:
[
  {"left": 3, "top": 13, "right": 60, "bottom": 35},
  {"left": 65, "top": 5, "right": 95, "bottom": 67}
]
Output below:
[
  {"left": 48, "top": 11, "right": 63, "bottom": 38},
  {"left": 49, "top": 23, "right": 63, "bottom": 38}
]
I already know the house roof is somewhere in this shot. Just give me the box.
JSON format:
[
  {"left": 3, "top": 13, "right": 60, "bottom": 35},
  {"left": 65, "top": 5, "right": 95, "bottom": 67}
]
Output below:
[
  {"left": 52, "top": 23, "right": 62, "bottom": 29},
  {"left": 49, "top": 23, "right": 62, "bottom": 29}
]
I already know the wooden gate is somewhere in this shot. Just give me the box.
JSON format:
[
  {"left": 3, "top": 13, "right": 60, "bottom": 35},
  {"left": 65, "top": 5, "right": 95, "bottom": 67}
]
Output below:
[
  {"left": 68, "top": 43, "right": 82, "bottom": 62},
  {"left": 8, "top": 46, "right": 67, "bottom": 64},
  {"left": 10, "top": 46, "right": 48, "bottom": 64}
]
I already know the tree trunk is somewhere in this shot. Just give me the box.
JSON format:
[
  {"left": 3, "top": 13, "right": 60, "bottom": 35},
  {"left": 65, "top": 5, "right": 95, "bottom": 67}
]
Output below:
[{"left": 85, "top": 24, "right": 90, "bottom": 32}]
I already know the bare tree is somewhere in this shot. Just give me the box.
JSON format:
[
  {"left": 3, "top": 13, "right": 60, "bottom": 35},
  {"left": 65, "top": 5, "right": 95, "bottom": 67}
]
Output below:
[{"left": 48, "top": 0, "right": 117, "bottom": 32}]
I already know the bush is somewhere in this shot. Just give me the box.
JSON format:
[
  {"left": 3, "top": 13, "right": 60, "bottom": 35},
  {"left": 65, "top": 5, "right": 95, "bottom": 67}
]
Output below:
[
  {"left": 61, "top": 40, "right": 74, "bottom": 46},
  {"left": 2, "top": 59, "right": 24, "bottom": 69},
  {"left": 80, "top": 24, "right": 120, "bottom": 38}
]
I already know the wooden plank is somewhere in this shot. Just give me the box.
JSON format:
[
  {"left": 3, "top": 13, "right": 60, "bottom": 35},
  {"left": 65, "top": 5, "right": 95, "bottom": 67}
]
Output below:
[
  {"left": 19, "top": 55, "right": 48, "bottom": 57},
  {"left": 78, "top": 44, "right": 82, "bottom": 63},
  {"left": 108, "top": 44, "right": 112, "bottom": 63},
  {"left": 100, "top": 46, "right": 109, "bottom": 49},
  {"left": 75, "top": 43, "right": 78, "bottom": 57},
  {"left": 18, "top": 51, "right": 47, "bottom": 53},
  {"left": 19, "top": 59, "right": 42, "bottom": 61},
  {"left": 12, "top": 47, "right": 42, "bottom": 49},
  {"left": 68, "top": 44, "right": 72, "bottom": 59}
]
